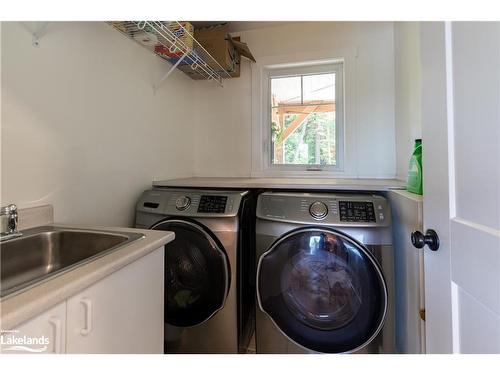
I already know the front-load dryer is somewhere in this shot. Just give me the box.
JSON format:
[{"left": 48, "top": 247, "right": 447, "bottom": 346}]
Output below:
[
  {"left": 255, "top": 191, "right": 395, "bottom": 354},
  {"left": 135, "top": 188, "right": 256, "bottom": 354}
]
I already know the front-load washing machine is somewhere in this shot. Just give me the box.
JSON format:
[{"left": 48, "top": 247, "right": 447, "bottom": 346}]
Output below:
[
  {"left": 255, "top": 192, "right": 395, "bottom": 354},
  {"left": 135, "top": 188, "right": 256, "bottom": 354}
]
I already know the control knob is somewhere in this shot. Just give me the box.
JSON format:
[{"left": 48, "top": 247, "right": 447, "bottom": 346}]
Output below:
[
  {"left": 175, "top": 196, "right": 191, "bottom": 211},
  {"left": 309, "top": 201, "right": 328, "bottom": 219}
]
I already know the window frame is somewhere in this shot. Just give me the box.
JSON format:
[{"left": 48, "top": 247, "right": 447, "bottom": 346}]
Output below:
[{"left": 264, "top": 61, "right": 345, "bottom": 173}]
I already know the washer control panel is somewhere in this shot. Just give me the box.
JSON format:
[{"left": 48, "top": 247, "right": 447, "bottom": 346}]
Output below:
[
  {"left": 257, "top": 192, "right": 390, "bottom": 227},
  {"left": 136, "top": 189, "right": 247, "bottom": 218}
]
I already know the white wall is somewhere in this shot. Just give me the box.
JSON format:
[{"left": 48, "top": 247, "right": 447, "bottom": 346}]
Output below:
[
  {"left": 1, "top": 22, "right": 194, "bottom": 226},
  {"left": 394, "top": 22, "right": 422, "bottom": 181},
  {"left": 1, "top": 21, "right": 412, "bottom": 228},
  {"left": 193, "top": 22, "right": 396, "bottom": 178}
]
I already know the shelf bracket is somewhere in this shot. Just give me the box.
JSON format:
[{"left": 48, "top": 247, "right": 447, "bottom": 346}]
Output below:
[{"left": 153, "top": 52, "right": 188, "bottom": 94}]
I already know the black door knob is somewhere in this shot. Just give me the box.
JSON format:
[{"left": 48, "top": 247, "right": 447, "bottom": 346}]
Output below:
[{"left": 411, "top": 229, "right": 440, "bottom": 251}]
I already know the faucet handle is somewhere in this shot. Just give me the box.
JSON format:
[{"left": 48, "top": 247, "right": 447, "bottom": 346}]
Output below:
[
  {"left": 1, "top": 204, "right": 18, "bottom": 233},
  {"left": 1, "top": 204, "right": 17, "bottom": 215},
  {"left": 0, "top": 203, "right": 22, "bottom": 240},
  {"left": 7, "top": 212, "right": 18, "bottom": 231}
]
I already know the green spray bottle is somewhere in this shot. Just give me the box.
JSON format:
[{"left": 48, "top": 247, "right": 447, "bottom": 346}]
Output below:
[{"left": 407, "top": 139, "right": 423, "bottom": 195}]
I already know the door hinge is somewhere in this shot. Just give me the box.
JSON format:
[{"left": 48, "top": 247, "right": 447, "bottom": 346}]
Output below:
[{"left": 419, "top": 309, "right": 426, "bottom": 321}]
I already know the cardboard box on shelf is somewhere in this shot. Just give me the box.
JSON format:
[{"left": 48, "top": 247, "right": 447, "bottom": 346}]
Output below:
[
  {"left": 194, "top": 23, "right": 235, "bottom": 71},
  {"left": 171, "top": 23, "right": 236, "bottom": 75},
  {"left": 230, "top": 37, "right": 256, "bottom": 63},
  {"left": 224, "top": 36, "right": 255, "bottom": 78},
  {"left": 178, "top": 47, "right": 240, "bottom": 80},
  {"left": 176, "top": 23, "right": 255, "bottom": 81}
]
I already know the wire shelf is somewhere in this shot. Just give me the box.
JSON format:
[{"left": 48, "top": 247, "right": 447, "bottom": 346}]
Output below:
[{"left": 108, "top": 21, "right": 232, "bottom": 87}]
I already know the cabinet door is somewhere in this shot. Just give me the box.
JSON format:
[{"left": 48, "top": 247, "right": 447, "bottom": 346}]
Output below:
[
  {"left": 66, "top": 248, "right": 164, "bottom": 353},
  {"left": 1, "top": 302, "right": 66, "bottom": 354},
  {"left": 388, "top": 190, "right": 425, "bottom": 354}
]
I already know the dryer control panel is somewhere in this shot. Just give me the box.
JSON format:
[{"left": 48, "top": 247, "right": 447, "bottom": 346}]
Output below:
[
  {"left": 198, "top": 195, "right": 228, "bottom": 214},
  {"left": 256, "top": 192, "right": 390, "bottom": 227},
  {"left": 136, "top": 189, "right": 248, "bottom": 218}
]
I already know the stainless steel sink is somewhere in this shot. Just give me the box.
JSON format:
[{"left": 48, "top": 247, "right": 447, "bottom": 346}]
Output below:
[{"left": 0, "top": 226, "right": 144, "bottom": 299}]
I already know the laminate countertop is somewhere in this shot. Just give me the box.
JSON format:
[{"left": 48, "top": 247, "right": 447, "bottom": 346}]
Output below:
[
  {"left": 153, "top": 177, "right": 407, "bottom": 191},
  {"left": 0, "top": 224, "right": 174, "bottom": 330}
]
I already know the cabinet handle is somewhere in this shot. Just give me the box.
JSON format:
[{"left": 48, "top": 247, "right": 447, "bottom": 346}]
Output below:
[
  {"left": 80, "top": 298, "right": 93, "bottom": 336},
  {"left": 49, "top": 317, "right": 63, "bottom": 353}
]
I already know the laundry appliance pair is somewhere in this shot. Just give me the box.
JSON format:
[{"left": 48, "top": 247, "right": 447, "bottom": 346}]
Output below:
[{"left": 136, "top": 188, "right": 395, "bottom": 354}]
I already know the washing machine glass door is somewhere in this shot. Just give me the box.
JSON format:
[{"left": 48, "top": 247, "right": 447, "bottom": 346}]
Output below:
[
  {"left": 257, "top": 228, "right": 387, "bottom": 353},
  {"left": 151, "top": 219, "right": 230, "bottom": 328}
]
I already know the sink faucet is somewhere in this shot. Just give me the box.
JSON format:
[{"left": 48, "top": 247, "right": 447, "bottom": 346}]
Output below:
[{"left": 1, "top": 204, "right": 22, "bottom": 241}]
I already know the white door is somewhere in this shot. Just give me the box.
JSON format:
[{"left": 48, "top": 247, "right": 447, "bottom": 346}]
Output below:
[
  {"left": 420, "top": 21, "right": 500, "bottom": 353},
  {"left": 66, "top": 248, "right": 164, "bottom": 354}
]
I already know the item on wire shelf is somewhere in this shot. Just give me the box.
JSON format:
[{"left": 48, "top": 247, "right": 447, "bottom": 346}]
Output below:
[{"left": 154, "top": 21, "right": 195, "bottom": 58}]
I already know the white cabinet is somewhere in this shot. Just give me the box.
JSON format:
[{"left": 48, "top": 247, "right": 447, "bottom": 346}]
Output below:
[
  {"left": 2, "top": 247, "right": 164, "bottom": 354},
  {"left": 1, "top": 302, "right": 66, "bottom": 354},
  {"left": 66, "top": 248, "right": 164, "bottom": 353},
  {"left": 388, "top": 190, "right": 425, "bottom": 354}
]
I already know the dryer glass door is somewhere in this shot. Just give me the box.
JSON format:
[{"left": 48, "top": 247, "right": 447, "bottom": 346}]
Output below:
[
  {"left": 257, "top": 228, "right": 387, "bottom": 353},
  {"left": 152, "top": 219, "right": 230, "bottom": 327}
]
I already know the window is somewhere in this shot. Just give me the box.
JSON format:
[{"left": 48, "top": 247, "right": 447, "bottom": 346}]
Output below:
[{"left": 267, "top": 62, "right": 344, "bottom": 172}]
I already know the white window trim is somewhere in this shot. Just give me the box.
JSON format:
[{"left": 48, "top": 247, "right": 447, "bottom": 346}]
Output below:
[{"left": 251, "top": 48, "right": 358, "bottom": 178}]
